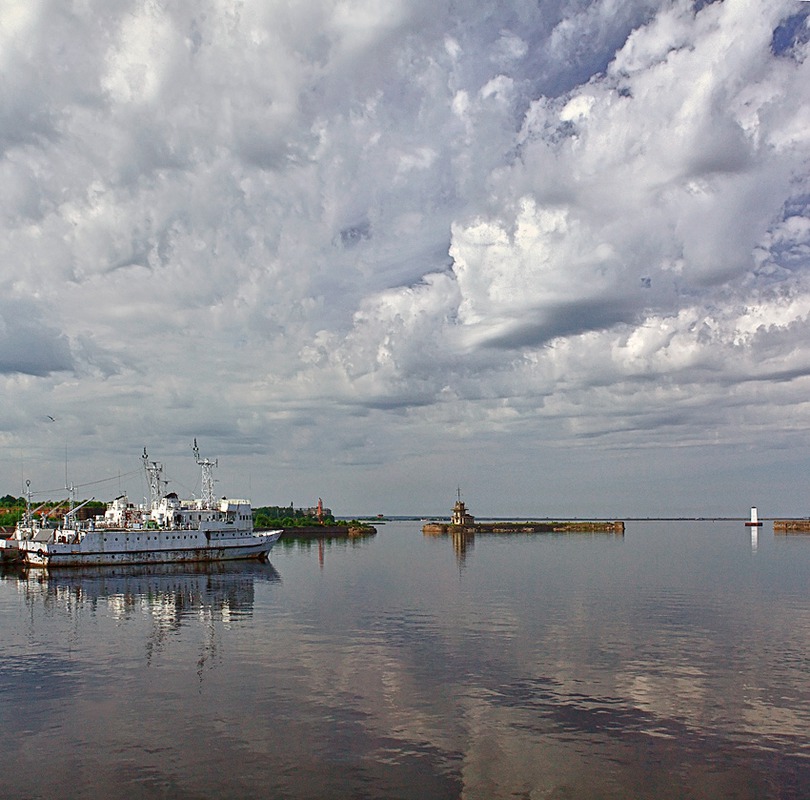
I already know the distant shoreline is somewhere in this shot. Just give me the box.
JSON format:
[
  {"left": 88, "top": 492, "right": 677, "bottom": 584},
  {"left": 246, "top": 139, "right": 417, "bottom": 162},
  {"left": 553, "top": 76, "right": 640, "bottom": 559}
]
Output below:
[{"left": 390, "top": 516, "right": 803, "bottom": 523}]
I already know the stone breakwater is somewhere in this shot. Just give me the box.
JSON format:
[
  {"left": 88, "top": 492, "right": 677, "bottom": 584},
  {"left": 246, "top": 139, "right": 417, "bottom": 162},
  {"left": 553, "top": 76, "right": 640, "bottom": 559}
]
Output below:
[
  {"left": 773, "top": 519, "right": 810, "bottom": 533},
  {"left": 422, "top": 520, "right": 625, "bottom": 535}
]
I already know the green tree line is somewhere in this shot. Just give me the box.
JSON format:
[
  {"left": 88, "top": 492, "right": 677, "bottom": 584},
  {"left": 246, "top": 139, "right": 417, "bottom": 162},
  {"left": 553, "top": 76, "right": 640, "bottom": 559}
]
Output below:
[
  {"left": 0, "top": 495, "right": 24, "bottom": 527},
  {"left": 0, "top": 496, "right": 106, "bottom": 527},
  {"left": 252, "top": 505, "right": 339, "bottom": 529}
]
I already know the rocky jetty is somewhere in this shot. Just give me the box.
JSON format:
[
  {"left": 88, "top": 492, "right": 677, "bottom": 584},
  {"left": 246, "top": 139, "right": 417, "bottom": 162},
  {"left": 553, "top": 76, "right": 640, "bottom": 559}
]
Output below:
[
  {"left": 422, "top": 495, "right": 624, "bottom": 535},
  {"left": 773, "top": 519, "right": 810, "bottom": 533}
]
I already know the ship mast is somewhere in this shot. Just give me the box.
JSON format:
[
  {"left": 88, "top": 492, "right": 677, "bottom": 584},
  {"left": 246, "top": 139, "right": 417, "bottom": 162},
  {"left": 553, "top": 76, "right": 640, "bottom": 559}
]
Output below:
[
  {"left": 142, "top": 447, "right": 167, "bottom": 511},
  {"left": 193, "top": 438, "right": 217, "bottom": 509},
  {"left": 24, "top": 479, "right": 31, "bottom": 529}
]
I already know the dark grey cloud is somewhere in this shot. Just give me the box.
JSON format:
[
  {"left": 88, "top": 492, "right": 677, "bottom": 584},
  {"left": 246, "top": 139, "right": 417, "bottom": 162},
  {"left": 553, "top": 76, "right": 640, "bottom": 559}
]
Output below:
[
  {"left": 0, "top": 298, "right": 72, "bottom": 376},
  {"left": 479, "top": 296, "right": 641, "bottom": 350}
]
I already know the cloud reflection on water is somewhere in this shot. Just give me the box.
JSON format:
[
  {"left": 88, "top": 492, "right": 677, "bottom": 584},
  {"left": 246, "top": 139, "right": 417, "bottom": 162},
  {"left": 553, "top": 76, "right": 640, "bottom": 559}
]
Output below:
[{"left": 2, "top": 523, "right": 810, "bottom": 798}]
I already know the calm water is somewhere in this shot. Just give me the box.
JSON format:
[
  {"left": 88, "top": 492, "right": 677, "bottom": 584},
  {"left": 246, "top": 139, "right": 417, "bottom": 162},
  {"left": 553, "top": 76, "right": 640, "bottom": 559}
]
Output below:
[{"left": 1, "top": 520, "right": 809, "bottom": 799}]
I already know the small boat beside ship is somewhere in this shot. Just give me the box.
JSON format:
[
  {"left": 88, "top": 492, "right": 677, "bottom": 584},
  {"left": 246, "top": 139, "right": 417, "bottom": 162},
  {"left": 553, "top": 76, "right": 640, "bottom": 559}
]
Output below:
[{"left": 0, "top": 441, "right": 281, "bottom": 568}]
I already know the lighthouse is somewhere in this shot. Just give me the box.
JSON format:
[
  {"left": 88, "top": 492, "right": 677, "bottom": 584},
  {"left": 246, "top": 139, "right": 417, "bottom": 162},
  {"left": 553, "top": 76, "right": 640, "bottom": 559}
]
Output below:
[{"left": 745, "top": 506, "right": 762, "bottom": 527}]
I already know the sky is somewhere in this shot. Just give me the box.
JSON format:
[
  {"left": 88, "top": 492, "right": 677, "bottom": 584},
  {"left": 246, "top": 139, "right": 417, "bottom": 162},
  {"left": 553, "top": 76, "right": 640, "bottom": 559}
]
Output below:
[{"left": 2, "top": 0, "right": 810, "bottom": 518}]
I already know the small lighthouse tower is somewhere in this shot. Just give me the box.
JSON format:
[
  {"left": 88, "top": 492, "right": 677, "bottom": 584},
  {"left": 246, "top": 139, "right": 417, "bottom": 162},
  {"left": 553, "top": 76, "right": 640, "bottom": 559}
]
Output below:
[
  {"left": 451, "top": 489, "right": 475, "bottom": 528},
  {"left": 745, "top": 506, "right": 763, "bottom": 527}
]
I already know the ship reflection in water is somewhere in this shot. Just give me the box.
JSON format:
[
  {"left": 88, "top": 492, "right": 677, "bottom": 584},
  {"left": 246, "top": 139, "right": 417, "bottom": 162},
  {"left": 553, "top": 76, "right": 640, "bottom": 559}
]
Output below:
[
  {"left": 11, "top": 560, "right": 281, "bottom": 608},
  {"left": 5, "top": 561, "right": 281, "bottom": 670}
]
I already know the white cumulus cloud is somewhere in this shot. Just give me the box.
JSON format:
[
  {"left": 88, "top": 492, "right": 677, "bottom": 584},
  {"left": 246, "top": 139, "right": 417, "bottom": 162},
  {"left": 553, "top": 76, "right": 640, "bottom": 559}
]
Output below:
[{"left": 1, "top": 0, "right": 809, "bottom": 516}]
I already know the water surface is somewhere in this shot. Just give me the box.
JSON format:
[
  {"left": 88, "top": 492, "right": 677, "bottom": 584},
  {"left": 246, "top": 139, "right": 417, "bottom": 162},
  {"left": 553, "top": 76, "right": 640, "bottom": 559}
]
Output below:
[{"left": 1, "top": 521, "right": 808, "bottom": 798}]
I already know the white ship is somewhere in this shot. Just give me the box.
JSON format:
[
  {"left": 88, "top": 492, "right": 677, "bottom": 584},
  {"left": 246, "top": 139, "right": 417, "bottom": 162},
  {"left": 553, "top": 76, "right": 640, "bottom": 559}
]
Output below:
[{"left": 1, "top": 441, "right": 282, "bottom": 568}]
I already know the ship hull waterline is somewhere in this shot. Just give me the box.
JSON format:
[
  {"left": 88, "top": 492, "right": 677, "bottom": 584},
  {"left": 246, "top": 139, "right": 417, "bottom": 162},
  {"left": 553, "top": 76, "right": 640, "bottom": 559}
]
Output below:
[{"left": 14, "top": 530, "right": 283, "bottom": 569}]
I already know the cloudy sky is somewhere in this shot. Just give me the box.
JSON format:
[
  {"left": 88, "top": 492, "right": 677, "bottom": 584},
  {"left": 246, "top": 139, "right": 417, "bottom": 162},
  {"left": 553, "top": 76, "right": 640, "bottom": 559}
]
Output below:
[{"left": 2, "top": 0, "right": 810, "bottom": 517}]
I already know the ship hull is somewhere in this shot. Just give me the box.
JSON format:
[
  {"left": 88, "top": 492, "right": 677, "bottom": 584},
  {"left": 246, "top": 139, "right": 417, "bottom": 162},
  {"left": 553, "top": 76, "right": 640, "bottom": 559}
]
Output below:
[{"left": 16, "top": 530, "right": 282, "bottom": 568}]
